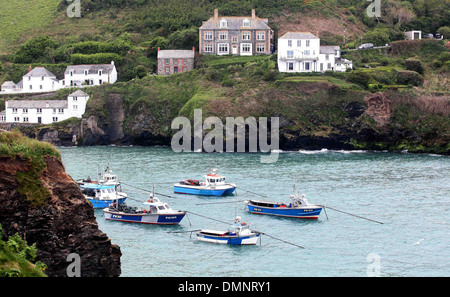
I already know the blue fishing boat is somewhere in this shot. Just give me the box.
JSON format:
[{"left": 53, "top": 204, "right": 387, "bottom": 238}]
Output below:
[
  {"left": 80, "top": 183, "right": 127, "bottom": 209},
  {"left": 174, "top": 168, "right": 236, "bottom": 196},
  {"left": 196, "top": 217, "right": 260, "bottom": 245},
  {"left": 244, "top": 186, "right": 323, "bottom": 219},
  {"left": 103, "top": 194, "right": 186, "bottom": 225}
]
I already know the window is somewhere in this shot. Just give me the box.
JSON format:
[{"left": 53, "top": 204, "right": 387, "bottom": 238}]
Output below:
[
  {"left": 174, "top": 66, "right": 179, "bottom": 73},
  {"left": 204, "top": 32, "right": 213, "bottom": 40},
  {"left": 287, "top": 62, "right": 294, "bottom": 71},
  {"left": 41, "top": 76, "right": 44, "bottom": 81},
  {"left": 165, "top": 59, "right": 170, "bottom": 65},
  {"left": 73, "top": 105, "right": 78, "bottom": 111},
  {"left": 288, "top": 40, "right": 292, "bottom": 47},
  {"left": 58, "top": 108, "right": 64, "bottom": 114},
  {"left": 297, "top": 40, "right": 301, "bottom": 47},
  {"left": 256, "top": 44, "right": 265, "bottom": 53},
  {"left": 23, "top": 117, "right": 29, "bottom": 122},
  {"left": 306, "top": 40, "right": 310, "bottom": 47},
  {"left": 40, "top": 85, "right": 43, "bottom": 90},
  {"left": 52, "top": 117, "right": 58, "bottom": 122},
  {"left": 218, "top": 43, "right": 229, "bottom": 54},
  {"left": 14, "top": 117, "right": 19, "bottom": 122},
  {"left": 320, "top": 63, "right": 324, "bottom": 71},
  {"left": 99, "top": 70, "right": 102, "bottom": 76},
  {"left": 219, "top": 19, "right": 227, "bottom": 28},
  {"left": 99, "top": 79, "right": 102, "bottom": 85},
  {"left": 257, "top": 32, "right": 265, "bottom": 40},
  {"left": 70, "top": 71, "right": 73, "bottom": 76},
  {"left": 327, "top": 63, "right": 332, "bottom": 70},
  {"left": 219, "top": 32, "right": 227, "bottom": 40},
  {"left": 305, "top": 62, "right": 310, "bottom": 70},
  {"left": 243, "top": 18, "right": 250, "bottom": 27},
  {"left": 241, "top": 43, "right": 251, "bottom": 53},
  {"left": 173, "top": 58, "right": 179, "bottom": 65},
  {"left": 183, "top": 59, "right": 188, "bottom": 65},
  {"left": 325, "top": 54, "right": 329, "bottom": 61},
  {"left": 37, "top": 108, "right": 42, "bottom": 113},
  {"left": 287, "top": 50, "right": 294, "bottom": 59},
  {"left": 28, "top": 76, "right": 31, "bottom": 81},
  {"left": 73, "top": 97, "right": 77, "bottom": 101},
  {"left": 23, "top": 108, "right": 28, "bottom": 113},
  {"left": 232, "top": 36, "right": 238, "bottom": 43},
  {"left": 84, "top": 70, "right": 88, "bottom": 76},
  {"left": 204, "top": 44, "right": 213, "bottom": 52},
  {"left": 29, "top": 85, "right": 32, "bottom": 90},
  {"left": 165, "top": 66, "right": 170, "bottom": 74},
  {"left": 242, "top": 32, "right": 250, "bottom": 40},
  {"left": 304, "top": 50, "right": 310, "bottom": 56},
  {"left": 12, "top": 108, "right": 18, "bottom": 113}
]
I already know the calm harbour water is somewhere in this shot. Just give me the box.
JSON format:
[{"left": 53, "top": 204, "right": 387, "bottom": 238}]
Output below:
[{"left": 58, "top": 146, "right": 450, "bottom": 277}]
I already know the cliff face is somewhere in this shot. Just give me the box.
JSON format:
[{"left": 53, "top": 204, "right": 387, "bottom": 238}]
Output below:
[{"left": 0, "top": 154, "right": 121, "bottom": 277}]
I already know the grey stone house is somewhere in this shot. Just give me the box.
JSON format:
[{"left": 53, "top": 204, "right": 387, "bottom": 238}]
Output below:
[
  {"left": 157, "top": 48, "right": 195, "bottom": 75},
  {"left": 199, "top": 9, "right": 273, "bottom": 56}
]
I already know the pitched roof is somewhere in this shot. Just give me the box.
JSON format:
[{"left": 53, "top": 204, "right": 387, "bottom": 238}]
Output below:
[
  {"left": 68, "top": 90, "right": 89, "bottom": 97},
  {"left": 65, "top": 63, "right": 115, "bottom": 75},
  {"left": 200, "top": 16, "right": 270, "bottom": 30},
  {"left": 1, "top": 81, "right": 17, "bottom": 88},
  {"left": 24, "top": 67, "right": 57, "bottom": 78},
  {"left": 279, "top": 32, "right": 319, "bottom": 40},
  {"left": 7, "top": 100, "right": 68, "bottom": 109},
  {"left": 157, "top": 50, "right": 195, "bottom": 59},
  {"left": 320, "top": 45, "right": 340, "bottom": 54}
]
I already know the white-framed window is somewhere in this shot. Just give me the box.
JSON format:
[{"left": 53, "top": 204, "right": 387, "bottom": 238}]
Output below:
[
  {"left": 41, "top": 76, "right": 44, "bottom": 81},
  {"left": 305, "top": 62, "right": 310, "bottom": 70},
  {"left": 53, "top": 109, "right": 57, "bottom": 114},
  {"left": 204, "top": 44, "right": 213, "bottom": 52},
  {"left": 297, "top": 40, "right": 301, "bottom": 47},
  {"left": 29, "top": 85, "right": 32, "bottom": 90},
  {"left": 40, "top": 85, "right": 43, "bottom": 90},
  {"left": 287, "top": 50, "right": 294, "bottom": 59},
  {"left": 217, "top": 43, "right": 229, "bottom": 54},
  {"left": 241, "top": 43, "right": 252, "bottom": 54},
  {"left": 304, "top": 50, "right": 310, "bottom": 56},
  {"left": 219, "top": 32, "right": 227, "bottom": 40},
  {"left": 256, "top": 44, "right": 265, "bottom": 53},
  {"left": 70, "top": 71, "right": 73, "bottom": 76},
  {"left": 320, "top": 63, "right": 324, "bottom": 71},
  {"left": 22, "top": 108, "right": 28, "bottom": 114},
  {"left": 14, "top": 117, "right": 19, "bottom": 122},
  {"left": 257, "top": 32, "right": 265, "bottom": 40},
  {"left": 58, "top": 108, "right": 64, "bottom": 114},
  {"left": 73, "top": 97, "right": 77, "bottom": 101},
  {"left": 288, "top": 40, "right": 292, "bottom": 47},
  {"left": 204, "top": 32, "right": 213, "bottom": 40},
  {"left": 327, "top": 63, "right": 332, "bottom": 70},
  {"left": 28, "top": 76, "right": 31, "bottom": 81},
  {"left": 287, "top": 62, "right": 294, "bottom": 71},
  {"left": 52, "top": 117, "right": 58, "bottom": 122},
  {"left": 99, "top": 70, "right": 102, "bottom": 76},
  {"left": 37, "top": 108, "right": 42, "bottom": 113},
  {"left": 12, "top": 108, "right": 18, "bottom": 113},
  {"left": 73, "top": 105, "right": 78, "bottom": 111},
  {"left": 232, "top": 36, "right": 238, "bottom": 43},
  {"left": 23, "top": 117, "right": 29, "bottom": 122},
  {"left": 325, "top": 54, "right": 329, "bottom": 61},
  {"left": 243, "top": 18, "right": 250, "bottom": 27},
  {"left": 84, "top": 70, "right": 88, "bottom": 76},
  {"left": 242, "top": 32, "right": 250, "bottom": 40},
  {"left": 306, "top": 40, "right": 310, "bottom": 47},
  {"left": 219, "top": 18, "right": 227, "bottom": 28}
]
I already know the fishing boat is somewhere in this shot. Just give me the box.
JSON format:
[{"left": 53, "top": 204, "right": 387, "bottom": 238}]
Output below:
[
  {"left": 244, "top": 186, "right": 323, "bottom": 219},
  {"left": 80, "top": 183, "right": 127, "bottom": 209},
  {"left": 174, "top": 168, "right": 236, "bottom": 196},
  {"left": 103, "top": 194, "right": 186, "bottom": 225},
  {"left": 195, "top": 216, "right": 260, "bottom": 245},
  {"left": 77, "top": 165, "right": 121, "bottom": 189}
]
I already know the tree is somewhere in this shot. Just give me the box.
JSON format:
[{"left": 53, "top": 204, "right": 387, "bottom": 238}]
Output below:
[{"left": 13, "top": 36, "right": 58, "bottom": 64}]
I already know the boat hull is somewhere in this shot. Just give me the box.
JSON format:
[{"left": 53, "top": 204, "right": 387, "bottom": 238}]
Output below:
[
  {"left": 88, "top": 197, "right": 127, "bottom": 209},
  {"left": 174, "top": 185, "right": 236, "bottom": 196},
  {"left": 246, "top": 203, "right": 322, "bottom": 219},
  {"left": 103, "top": 210, "right": 186, "bottom": 225},
  {"left": 196, "top": 232, "right": 260, "bottom": 245}
]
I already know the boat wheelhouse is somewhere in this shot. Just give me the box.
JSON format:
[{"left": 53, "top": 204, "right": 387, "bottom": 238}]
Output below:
[
  {"left": 80, "top": 183, "right": 127, "bottom": 209},
  {"left": 174, "top": 168, "right": 236, "bottom": 196},
  {"left": 103, "top": 194, "right": 186, "bottom": 225}
]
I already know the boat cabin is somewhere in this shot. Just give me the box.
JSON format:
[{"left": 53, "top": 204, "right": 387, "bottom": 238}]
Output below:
[
  {"left": 81, "top": 184, "right": 117, "bottom": 199},
  {"left": 205, "top": 168, "right": 227, "bottom": 185}
]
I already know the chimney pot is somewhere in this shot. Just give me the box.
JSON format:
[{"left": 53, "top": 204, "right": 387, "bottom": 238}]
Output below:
[
  {"left": 158, "top": 47, "right": 160, "bottom": 51},
  {"left": 252, "top": 9, "right": 256, "bottom": 19},
  {"left": 214, "top": 9, "right": 218, "bottom": 20},
  {"left": 192, "top": 47, "right": 195, "bottom": 52}
]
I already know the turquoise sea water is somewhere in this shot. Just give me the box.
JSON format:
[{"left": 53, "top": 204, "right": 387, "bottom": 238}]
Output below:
[{"left": 58, "top": 146, "right": 450, "bottom": 277}]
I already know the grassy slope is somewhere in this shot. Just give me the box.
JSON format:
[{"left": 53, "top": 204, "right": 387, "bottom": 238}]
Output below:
[{"left": 0, "top": 0, "right": 61, "bottom": 54}]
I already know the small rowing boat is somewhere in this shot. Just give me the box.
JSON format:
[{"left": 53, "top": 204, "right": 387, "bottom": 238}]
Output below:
[
  {"left": 195, "top": 216, "right": 260, "bottom": 245},
  {"left": 103, "top": 194, "right": 186, "bottom": 225},
  {"left": 174, "top": 168, "right": 236, "bottom": 196},
  {"left": 244, "top": 186, "right": 323, "bottom": 219}
]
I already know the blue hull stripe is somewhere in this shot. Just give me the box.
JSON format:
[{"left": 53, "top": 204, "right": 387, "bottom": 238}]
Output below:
[
  {"left": 200, "top": 234, "right": 260, "bottom": 245},
  {"left": 105, "top": 213, "right": 185, "bottom": 224},
  {"left": 88, "top": 197, "right": 127, "bottom": 209}
]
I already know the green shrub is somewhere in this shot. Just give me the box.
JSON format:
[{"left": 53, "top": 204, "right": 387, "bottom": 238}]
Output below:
[
  {"left": 347, "top": 70, "right": 373, "bottom": 87},
  {"left": 221, "top": 77, "right": 234, "bottom": 87},
  {"left": 13, "top": 36, "right": 58, "bottom": 63},
  {"left": 396, "top": 70, "right": 424, "bottom": 86},
  {"left": 70, "top": 53, "right": 122, "bottom": 65},
  {"left": 405, "top": 58, "right": 424, "bottom": 74},
  {"left": 439, "top": 52, "right": 450, "bottom": 63}
]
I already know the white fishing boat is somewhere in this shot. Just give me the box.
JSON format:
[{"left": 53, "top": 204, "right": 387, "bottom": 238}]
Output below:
[
  {"left": 77, "top": 164, "right": 121, "bottom": 189},
  {"left": 195, "top": 216, "right": 260, "bottom": 245},
  {"left": 174, "top": 168, "right": 236, "bottom": 196}
]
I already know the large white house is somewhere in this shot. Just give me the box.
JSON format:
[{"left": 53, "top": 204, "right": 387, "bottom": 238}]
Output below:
[
  {"left": 1, "top": 61, "right": 117, "bottom": 94},
  {"left": 277, "top": 32, "right": 352, "bottom": 73},
  {"left": 0, "top": 90, "right": 89, "bottom": 124}
]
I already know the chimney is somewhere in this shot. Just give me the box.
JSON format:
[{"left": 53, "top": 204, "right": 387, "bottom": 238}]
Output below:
[
  {"left": 111, "top": 61, "right": 114, "bottom": 65},
  {"left": 316, "top": 31, "right": 319, "bottom": 38},
  {"left": 192, "top": 47, "right": 195, "bottom": 52},
  {"left": 29, "top": 65, "right": 32, "bottom": 72},
  {"left": 214, "top": 9, "right": 218, "bottom": 20},
  {"left": 157, "top": 47, "right": 160, "bottom": 51},
  {"left": 252, "top": 9, "right": 256, "bottom": 19}
]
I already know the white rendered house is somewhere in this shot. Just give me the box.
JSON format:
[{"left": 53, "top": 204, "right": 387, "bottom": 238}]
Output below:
[
  {"left": 277, "top": 32, "right": 352, "bottom": 73},
  {"left": 0, "top": 90, "right": 89, "bottom": 124},
  {"left": 62, "top": 61, "right": 117, "bottom": 87},
  {"left": 1, "top": 67, "right": 60, "bottom": 94}
]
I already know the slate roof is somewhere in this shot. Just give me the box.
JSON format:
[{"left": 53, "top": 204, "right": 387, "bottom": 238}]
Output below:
[
  {"left": 320, "top": 46, "right": 340, "bottom": 54},
  {"left": 200, "top": 16, "right": 270, "bottom": 30},
  {"left": 24, "top": 67, "right": 57, "bottom": 78},
  {"left": 157, "top": 50, "right": 195, "bottom": 59},
  {"left": 7, "top": 100, "right": 68, "bottom": 109},
  {"left": 279, "top": 32, "right": 319, "bottom": 40},
  {"left": 1, "top": 81, "right": 17, "bottom": 88},
  {"left": 68, "top": 90, "right": 89, "bottom": 97},
  {"left": 65, "top": 63, "right": 115, "bottom": 75}
]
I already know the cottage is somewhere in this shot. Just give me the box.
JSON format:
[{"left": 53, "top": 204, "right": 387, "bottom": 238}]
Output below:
[
  {"left": 0, "top": 90, "right": 89, "bottom": 124},
  {"left": 277, "top": 32, "right": 352, "bottom": 73},
  {"left": 157, "top": 48, "right": 195, "bottom": 75},
  {"left": 6, "top": 67, "right": 60, "bottom": 93},
  {"left": 62, "top": 61, "right": 117, "bottom": 87},
  {"left": 199, "top": 9, "right": 273, "bottom": 56}
]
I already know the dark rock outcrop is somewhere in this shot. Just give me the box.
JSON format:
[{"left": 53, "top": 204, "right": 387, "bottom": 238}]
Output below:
[{"left": 0, "top": 155, "right": 121, "bottom": 277}]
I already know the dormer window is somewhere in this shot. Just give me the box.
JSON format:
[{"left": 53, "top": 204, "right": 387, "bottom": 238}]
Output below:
[
  {"left": 243, "top": 18, "right": 250, "bottom": 27},
  {"left": 219, "top": 18, "right": 227, "bottom": 28}
]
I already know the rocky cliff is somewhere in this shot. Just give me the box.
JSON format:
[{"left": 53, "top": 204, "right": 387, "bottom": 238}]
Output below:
[{"left": 0, "top": 132, "right": 121, "bottom": 276}]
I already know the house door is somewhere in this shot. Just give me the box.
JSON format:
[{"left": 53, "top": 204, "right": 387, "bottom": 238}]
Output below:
[
  {"left": 174, "top": 66, "right": 179, "bottom": 73},
  {"left": 37, "top": 117, "right": 42, "bottom": 124},
  {"left": 232, "top": 46, "right": 238, "bottom": 55}
]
